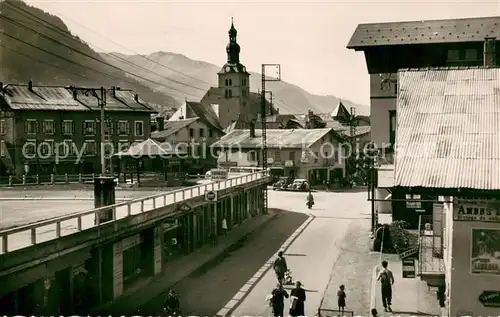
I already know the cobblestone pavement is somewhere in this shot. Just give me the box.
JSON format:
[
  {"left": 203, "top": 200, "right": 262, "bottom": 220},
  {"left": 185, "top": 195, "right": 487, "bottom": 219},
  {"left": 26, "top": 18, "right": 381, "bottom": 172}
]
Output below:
[
  {"left": 136, "top": 209, "right": 309, "bottom": 316},
  {"left": 228, "top": 190, "right": 374, "bottom": 316}
]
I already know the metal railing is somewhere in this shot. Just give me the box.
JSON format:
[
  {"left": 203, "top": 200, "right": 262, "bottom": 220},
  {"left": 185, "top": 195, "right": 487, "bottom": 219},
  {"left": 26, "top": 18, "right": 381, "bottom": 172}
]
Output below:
[
  {"left": 418, "top": 214, "right": 445, "bottom": 274},
  {"left": 0, "top": 170, "right": 270, "bottom": 255},
  {"left": 0, "top": 174, "right": 102, "bottom": 186}
]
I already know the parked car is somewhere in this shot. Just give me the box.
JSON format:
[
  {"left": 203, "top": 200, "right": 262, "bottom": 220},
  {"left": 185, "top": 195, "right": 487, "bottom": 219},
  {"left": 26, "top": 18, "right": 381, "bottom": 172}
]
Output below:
[{"left": 291, "top": 179, "right": 309, "bottom": 191}]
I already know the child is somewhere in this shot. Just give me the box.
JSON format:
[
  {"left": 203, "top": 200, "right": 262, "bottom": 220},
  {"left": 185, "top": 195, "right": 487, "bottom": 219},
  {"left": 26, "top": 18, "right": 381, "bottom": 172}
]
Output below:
[
  {"left": 371, "top": 308, "right": 378, "bottom": 317},
  {"left": 337, "top": 284, "right": 346, "bottom": 313}
]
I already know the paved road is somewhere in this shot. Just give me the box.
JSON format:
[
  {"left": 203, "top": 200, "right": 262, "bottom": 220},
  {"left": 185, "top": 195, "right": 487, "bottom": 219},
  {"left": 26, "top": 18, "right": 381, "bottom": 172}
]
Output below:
[
  {"left": 228, "top": 190, "right": 373, "bottom": 316},
  {"left": 137, "top": 209, "right": 309, "bottom": 316}
]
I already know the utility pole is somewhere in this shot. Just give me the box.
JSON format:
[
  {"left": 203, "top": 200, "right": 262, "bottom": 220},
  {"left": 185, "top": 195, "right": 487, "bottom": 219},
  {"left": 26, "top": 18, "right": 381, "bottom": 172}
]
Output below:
[
  {"left": 261, "top": 64, "right": 281, "bottom": 214},
  {"left": 99, "top": 87, "right": 106, "bottom": 176}
]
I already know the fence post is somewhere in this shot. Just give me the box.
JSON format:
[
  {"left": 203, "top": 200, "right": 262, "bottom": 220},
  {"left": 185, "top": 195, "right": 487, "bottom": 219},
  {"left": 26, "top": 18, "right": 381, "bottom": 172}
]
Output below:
[
  {"left": 22, "top": 174, "right": 26, "bottom": 185},
  {"left": 8, "top": 175, "right": 12, "bottom": 186},
  {"left": 79, "top": 173, "right": 82, "bottom": 183},
  {"left": 65, "top": 173, "right": 69, "bottom": 183},
  {"left": 36, "top": 174, "right": 39, "bottom": 184},
  {"left": 50, "top": 174, "right": 55, "bottom": 184}
]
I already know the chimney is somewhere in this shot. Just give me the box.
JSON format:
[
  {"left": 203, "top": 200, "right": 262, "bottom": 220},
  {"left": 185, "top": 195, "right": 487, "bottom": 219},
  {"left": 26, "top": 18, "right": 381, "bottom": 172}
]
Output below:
[
  {"left": 484, "top": 37, "right": 497, "bottom": 67},
  {"left": 72, "top": 87, "right": 77, "bottom": 100},
  {"left": 111, "top": 86, "right": 116, "bottom": 97},
  {"left": 249, "top": 120, "right": 256, "bottom": 138},
  {"left": 134, "top": 93, "right": 139, "bottom": 103},
  {"left": 28, "top": 80, "right": 33, "bottom": 91},
  {"left": 156, "top": 117, "right": 165, "bottom": 131}
]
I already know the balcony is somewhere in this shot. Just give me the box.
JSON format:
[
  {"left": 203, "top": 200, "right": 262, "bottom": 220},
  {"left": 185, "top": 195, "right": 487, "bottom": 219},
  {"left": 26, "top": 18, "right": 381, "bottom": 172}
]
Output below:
[{"left": 418, "top": 215, "right": 445, "bottom": 285}]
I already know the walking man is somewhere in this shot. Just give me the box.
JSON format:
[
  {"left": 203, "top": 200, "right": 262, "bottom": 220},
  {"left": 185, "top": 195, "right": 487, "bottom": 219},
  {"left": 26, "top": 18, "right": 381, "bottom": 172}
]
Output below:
[
  {"left": 273, "top": 251, "right": 288, "bottom": 285},
  {"left": 377, "top": 260, "right": 394, "bottom": 312},
  {"left": 289, "top": 281, "right": 306, "bottom": 317},
  {"left": 270, "top": 282, "right": 289, "bottom": 317}
]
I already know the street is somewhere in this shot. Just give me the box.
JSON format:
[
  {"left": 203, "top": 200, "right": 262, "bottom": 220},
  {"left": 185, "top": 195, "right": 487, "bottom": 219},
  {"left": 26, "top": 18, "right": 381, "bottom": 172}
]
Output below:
[{"left": 137, "top": 189, "right": 373, "bottom": 316}]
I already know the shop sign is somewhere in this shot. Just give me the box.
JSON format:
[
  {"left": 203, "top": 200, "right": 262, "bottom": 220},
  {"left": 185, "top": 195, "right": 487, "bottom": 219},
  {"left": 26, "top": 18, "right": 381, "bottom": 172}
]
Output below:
[
  {"left": 285, "top": 160, "right": 294, "bottom": 167},
  {"left": 454, "top": 198, "right": 500, "bottom": 222},
  {"left": 471, "top": 228, "right": 500, "bottom": 275},
  {"left": 479, "top": 291, "right": 500, "bottom": 307},
  {"left": 178, "top": 203, "right": 192, "bottom": 212},
  {"left": 210, "top": 169, "right": 228, "bottom": 180},
  {"left": 405, "top": 194, "right": 421, "bottom": 209},
  {"left": 205, "top": 190, "right": 217, "bottom": 202},
  {"left": 402, "top": 258, "right": 416, "bottom": 278}
]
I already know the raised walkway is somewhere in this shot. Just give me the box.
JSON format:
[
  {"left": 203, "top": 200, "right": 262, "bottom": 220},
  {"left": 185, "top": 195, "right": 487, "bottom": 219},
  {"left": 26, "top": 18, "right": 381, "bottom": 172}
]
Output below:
[{"left": 0, "top": 171, "right": 268, "bottom": 255}]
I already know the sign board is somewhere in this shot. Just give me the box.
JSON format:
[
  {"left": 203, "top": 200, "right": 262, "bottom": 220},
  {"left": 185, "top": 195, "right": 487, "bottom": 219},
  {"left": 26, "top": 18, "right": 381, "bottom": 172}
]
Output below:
[
  {"left": 284, "top": 160, "right": 294, "bottom": 167},
  {"left": 454, "top": 198, "right": 500, "bottom": 222},
  {"left": 210, "top": 169, "right": 228, "bottom": 181},
  {"left": 205, "top": 190, "right": 217, "bottom": 202},
  {"left": 479, "top": 291, "right": 500, "bottom": 307},
  {"left": 267, "top": 157, "right": 274, "bottom": 164},
  {"left": 406, "top": 194, "right": 421, "bottom": 209},
  {"left": 178, "top": 203, "right": 192, "bottom": 212},
  {"left": 471, "top": 228, "right": 500, "bottom": 275},
  {"left": 399, "top": 246, "right": 419, "bottom": 259},
  {"left": 402, "top": 258, "right": 416, "bottom": 278}
]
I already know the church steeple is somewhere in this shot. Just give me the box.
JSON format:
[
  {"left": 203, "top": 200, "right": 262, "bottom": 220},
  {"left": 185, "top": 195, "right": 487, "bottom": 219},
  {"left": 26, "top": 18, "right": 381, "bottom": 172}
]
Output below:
[{"left": 226, "top": 18, "right": 240, "bottom": 64}]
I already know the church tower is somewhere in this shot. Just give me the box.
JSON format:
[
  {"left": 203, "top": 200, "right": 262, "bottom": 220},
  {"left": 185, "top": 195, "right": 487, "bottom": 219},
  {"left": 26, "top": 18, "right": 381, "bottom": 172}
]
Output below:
[{"left": 217, "top": 19, "right": 251, "bottom": 120}]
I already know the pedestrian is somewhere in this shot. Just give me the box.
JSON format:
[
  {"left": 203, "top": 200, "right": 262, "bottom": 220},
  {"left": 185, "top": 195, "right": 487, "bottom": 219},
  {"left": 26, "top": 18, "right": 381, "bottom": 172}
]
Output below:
[
  {"left": 377, "top": 260, "right": 394, "bottom": 312},
  {"left": 273, "top": 251, "right": 288, "bottom": 285},
  {"left": 270, "top": 282, "right": 289, "bottom": 317},
  {"left": 371, "top": 308, "right": 378, "bottom": 317},
  {"left": 289, "top": 281, "right": 306, "bottom": 317},
  {"left": 337, "top": 284, "right": 346, "bottom": 313},
  {"left": 222, "top": 216, "right": 228, "bottom": 235}
]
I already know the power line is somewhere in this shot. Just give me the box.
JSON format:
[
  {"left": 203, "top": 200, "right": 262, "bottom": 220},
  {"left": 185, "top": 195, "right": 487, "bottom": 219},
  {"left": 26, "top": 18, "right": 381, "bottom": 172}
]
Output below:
[
  {"left": 4, "top": 1, "right": 213, "bottom": 88},
  {"left": 0, "top": 43, "right": 100, "bottom": 84},
  {"left": 0, "top": 13, "right": 203, "bottom": 98}
]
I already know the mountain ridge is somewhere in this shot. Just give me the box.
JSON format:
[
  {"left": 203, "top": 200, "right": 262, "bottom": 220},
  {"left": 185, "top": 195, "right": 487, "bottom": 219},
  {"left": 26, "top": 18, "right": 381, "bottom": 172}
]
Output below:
[
  {"left": 100, "top": 51, "right": 370, "bottom": 116},
  {"left": 0, "top": 0, "right": 179, "bottom": 112}
]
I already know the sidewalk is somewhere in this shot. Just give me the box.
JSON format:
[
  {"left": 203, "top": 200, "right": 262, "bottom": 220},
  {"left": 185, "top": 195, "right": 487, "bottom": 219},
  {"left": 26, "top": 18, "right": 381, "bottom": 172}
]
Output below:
[
  {"left": 371, "top": 254, "right": 442, "bottom": 316},
  {"left": 97, "top": 210, "right": 278, "bottom": 315}
]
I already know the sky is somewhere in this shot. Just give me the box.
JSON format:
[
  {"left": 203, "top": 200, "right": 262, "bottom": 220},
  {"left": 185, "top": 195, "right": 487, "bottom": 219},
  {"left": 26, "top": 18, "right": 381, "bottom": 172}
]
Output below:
[{"left": 25, "top": 0, "right": 500, "bottom": 106}]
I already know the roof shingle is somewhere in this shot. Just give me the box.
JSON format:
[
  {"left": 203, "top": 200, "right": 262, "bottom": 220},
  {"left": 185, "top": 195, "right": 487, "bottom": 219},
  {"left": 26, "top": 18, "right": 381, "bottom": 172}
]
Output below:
[
  {"left": 347, "top": 16, "right": 500, "bottom": 49},
  {"left": 212, "top": 128, "right": 336, "bottom": 149},
  {"left": 394, "top": 67, "right": 500, "bottom": 190}
]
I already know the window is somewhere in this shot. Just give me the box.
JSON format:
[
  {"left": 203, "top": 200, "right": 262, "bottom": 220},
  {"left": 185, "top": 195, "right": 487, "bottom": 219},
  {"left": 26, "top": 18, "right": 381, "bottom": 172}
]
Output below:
[
  {"left": 0, "top": 120, "right": 5, "bottom": 135},
  {"left": 465, "top": 48, "right": 478, "bottom": 60},
  {"left": 85, "top": 141, "right": 96, "bottom": 155},
  {"left": 42, "top": 120, "right": 54, "bottom": 135},
  {"left": 24, "top": 120, "right": 37, "bottom": 134},
  {"left": 447, "top": 49, "right": 460, "bottom": 61},
  {"left": 105, "top": 120, "right": 115, "bottom": 135},
  {"left": 84, "top": 120, "right": 96, "bottom": 135},
  {"left": 394, "top": 83, "right": 398, "bottom": 96},
  {"left": 389, "top": 110, "right": 396, "bottom": 146},
  {"left": 228, "top": 89, "right": 232, "bottom": 98},
  {"left": 289, "top": 151, "right": 296, "bottom": 161},
  {"left": 248, "top": 150, "right": 259, "bottom": 162},
  {"left": 199, "top": 128, "right": 205, "bottom": 138},
  {"left": 242, "top": 90, "right": 246, "bottom": 97},
  {"left": 118, "top": 121, "right": 130, "bottom": 135},
  {"left": 274, "top": 151, "right": 281, "bottom": 162},
  {"left": 209, "top": 129, "right": 213, "bottom": 138},
  {"left": 314, "top": 152, "right": 319, "bottom": 163},
  {"left": 0, "top": 141, "right": 5, "bottom": 157},
  {"left": 242, "top": 79, "right": 246, "bottom": 86},
  {"left": 134, "top": 121, "right": 144, "bottom": 136},
  {"left": 40, "top": 140, "right": 53, "bottom": 156},
  {"left": 189, "top": 128, "right": 194, "bottom": 138},
  {"left": 62, "top": 120, "right": 74, "bottom": 136},
  {"left": 225, "top": 90, "right": 229, "bottom": 98},
  {"left": 118, "top": 141, "right": 129, "bottom": 152},
  {"left": 225, "top": 79, "right": 229, "bottom": 86},
  {"left": 228, "top": 79, "right": 232, "bottom": 86},
  {"left": 62, "top": 140, "right": 74, "bottom": 156},
  {"left": 24, "top": 140, "right": 36, "bottom": 156}
]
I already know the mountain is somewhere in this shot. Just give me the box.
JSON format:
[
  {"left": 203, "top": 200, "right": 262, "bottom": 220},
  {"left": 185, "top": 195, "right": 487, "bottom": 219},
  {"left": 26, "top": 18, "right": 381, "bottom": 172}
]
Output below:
[
  {"left": 100, "top": 51, "right": 370, "bottom": 116},
  {"left": 0, "top": 0, "right": 179, "bottom": 111}
]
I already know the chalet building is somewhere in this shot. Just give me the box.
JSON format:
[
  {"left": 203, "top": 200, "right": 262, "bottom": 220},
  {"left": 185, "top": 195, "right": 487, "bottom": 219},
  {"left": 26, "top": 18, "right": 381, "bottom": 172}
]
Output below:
[
  {"left": 150, "top": 117, "right": 224, "bottom": 174},
  {"left": 347, "top": 16, "right": 500, "bottom": 225},
  {"left": 0, "top": 83, "right": 155, "bottom": 177},
  {"left": 394, "top": 67, "right": 500, "bottom": 317},
  {"left": 212, "top": 126, "right": 346, "bottom": 186}
]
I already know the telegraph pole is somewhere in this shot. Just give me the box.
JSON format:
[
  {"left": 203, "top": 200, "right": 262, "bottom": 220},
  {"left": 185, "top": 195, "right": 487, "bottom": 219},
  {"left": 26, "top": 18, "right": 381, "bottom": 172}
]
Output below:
[
  {"left": 99, "top": 87, "right": 107, "bottom": 176},
  {"left": 261, "top": 64, "right": 281, "bottom": 214}
]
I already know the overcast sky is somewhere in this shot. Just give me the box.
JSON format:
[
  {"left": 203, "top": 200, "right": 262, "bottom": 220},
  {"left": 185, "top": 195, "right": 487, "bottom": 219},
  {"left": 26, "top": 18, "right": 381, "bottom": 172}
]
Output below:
[{"left": 26, "top": 0, "right": 500, "bottom": 105}]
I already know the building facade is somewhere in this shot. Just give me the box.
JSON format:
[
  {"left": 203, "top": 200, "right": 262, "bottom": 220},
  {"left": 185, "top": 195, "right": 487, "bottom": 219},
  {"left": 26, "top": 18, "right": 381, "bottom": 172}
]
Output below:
[
  {"left": 347, "top": 16, "right": 500, "bottom": 224},
  {"left": 150, "top": 117, "right": 224, "bottom": 174},
  {"left": 212, "top": 127, "right": 346, "bottom": 186},
  {"left": 0, "top": 84, "right": 155, "bottom": 177},
  {"left": 394, "top": 66, "right": 500, "bottom": 316}
]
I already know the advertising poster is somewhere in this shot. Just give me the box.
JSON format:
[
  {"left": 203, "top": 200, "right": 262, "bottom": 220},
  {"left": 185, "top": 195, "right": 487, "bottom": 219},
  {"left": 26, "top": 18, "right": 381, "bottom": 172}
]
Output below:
[{"left": 471, "top": 228, "right": 500, "bottom": 275}]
